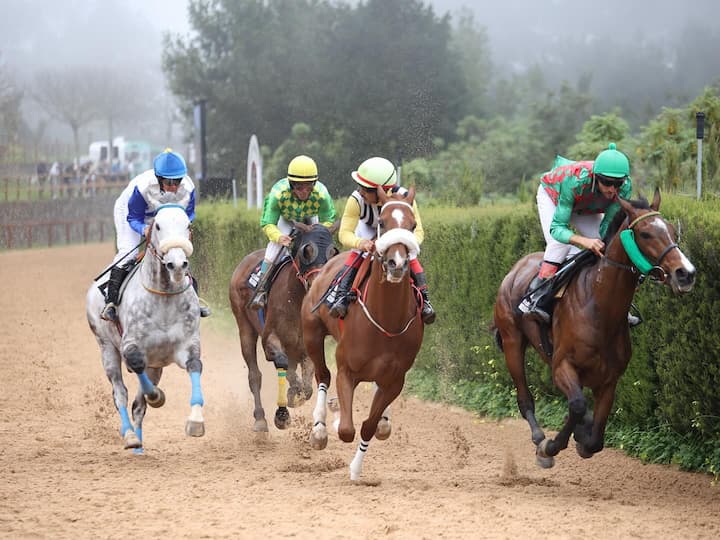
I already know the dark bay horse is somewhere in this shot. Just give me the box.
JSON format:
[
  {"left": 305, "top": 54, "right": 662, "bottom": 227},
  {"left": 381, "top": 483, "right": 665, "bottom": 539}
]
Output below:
[
  {"left": 301, "top": 187, "right": 424, "bottom": 480},
  {"left": 229, "top": 222, "right": 339, "bottom": 432},
  {"left": 493, "top": 189, "right": 696, "bottom": 467}
]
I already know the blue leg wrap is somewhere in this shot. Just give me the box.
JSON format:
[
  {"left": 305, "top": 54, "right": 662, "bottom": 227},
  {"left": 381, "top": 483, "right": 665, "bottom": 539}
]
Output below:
[
  {"left": 137, "top": 371, "right": 155, "bottom": 396},
  {"left": 119, "top": 408, "right": 133, "bottom": 436},
  {"left": 190, "top": 371, "right": 204, "bottom": 407}
]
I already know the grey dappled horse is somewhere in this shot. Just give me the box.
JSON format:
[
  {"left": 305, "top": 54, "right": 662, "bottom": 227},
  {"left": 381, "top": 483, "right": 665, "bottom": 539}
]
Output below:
[{"left": 86, "top": 204, "right": 205, "bottom": 452}]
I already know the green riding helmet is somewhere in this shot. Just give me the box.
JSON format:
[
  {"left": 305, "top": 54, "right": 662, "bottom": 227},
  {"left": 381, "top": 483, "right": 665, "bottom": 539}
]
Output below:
[
  {"left": 593, "top": 143, "right": 630, "bottom": 178},
  {"left": 351, "top": 157, "right": 397, "bottom": 189}
]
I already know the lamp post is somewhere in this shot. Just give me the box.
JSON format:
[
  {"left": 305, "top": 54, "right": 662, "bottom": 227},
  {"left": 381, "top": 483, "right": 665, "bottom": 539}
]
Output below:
[{"left": 696, "top": 111, "right": 705, "bottom": 200}]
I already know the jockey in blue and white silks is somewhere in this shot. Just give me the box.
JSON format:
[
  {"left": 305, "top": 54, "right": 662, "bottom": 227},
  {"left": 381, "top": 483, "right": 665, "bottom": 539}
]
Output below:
[{"left": 101, "top": 149, "right": 206, "bottom": 322}]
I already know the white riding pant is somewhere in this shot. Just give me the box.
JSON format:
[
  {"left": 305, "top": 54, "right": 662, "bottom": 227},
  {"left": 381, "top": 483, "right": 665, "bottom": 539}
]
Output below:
[
  {"left": 354, "top": 219, "right": 418, "bottom": 261},
  {"left": 264, "top": 216, "right": 319, "bottom": 262},
  {"left": 537, "top": 185, "right": 603, "bottom": 265},
  {"left": 113, "top": 189, "right": 141, "bottom": 264}
]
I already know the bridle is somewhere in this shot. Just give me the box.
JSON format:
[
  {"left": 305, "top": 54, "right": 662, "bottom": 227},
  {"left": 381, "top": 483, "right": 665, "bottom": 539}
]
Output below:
[{"left": 603, "top": 210, "right": 679, "bottom": 283}]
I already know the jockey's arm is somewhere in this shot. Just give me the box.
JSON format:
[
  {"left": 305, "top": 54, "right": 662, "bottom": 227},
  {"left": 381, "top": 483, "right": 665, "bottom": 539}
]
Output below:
[
  {"left": 260, "top": 192, "right": 283, "bottom": 243},
  {"left": 338, "top": 196, "right": 363, "bottom": 250},
  {"left": 185, "top": 189, "right": 196, "bottom": 223},
  {"left": 127, "top": 187, "right": 149, "bottom": 236},
  {"left": 549, "top": 180, "right": 578, "bottom": 245}
]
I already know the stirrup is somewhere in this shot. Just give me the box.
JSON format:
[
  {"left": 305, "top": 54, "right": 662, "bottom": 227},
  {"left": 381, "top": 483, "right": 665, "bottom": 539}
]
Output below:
[
  {"left": 101, "top": 302, "right": 118, "bottom": 322},
  {"left": 328, "top": 296, "right": 349, "bottom": 319},
  {"left": 249, "top": 291, "right": 267, "bottom": 311},
  {"left": 421, "top": 303, "right": 436, "bottom": 325},
  {"left": 198, "top": 298, "right": 211, "bottom": 317}
]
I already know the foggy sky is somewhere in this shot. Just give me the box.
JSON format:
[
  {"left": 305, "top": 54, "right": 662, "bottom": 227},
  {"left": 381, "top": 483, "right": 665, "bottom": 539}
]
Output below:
[{"left": 2, "top": 0, "right": 719, "bottom": 145}]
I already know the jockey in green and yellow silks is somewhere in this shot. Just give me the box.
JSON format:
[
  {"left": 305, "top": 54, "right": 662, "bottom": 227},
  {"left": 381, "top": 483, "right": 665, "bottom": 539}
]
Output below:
[{"left": 249, "top": 155, "right": 337, "bottom": 310}]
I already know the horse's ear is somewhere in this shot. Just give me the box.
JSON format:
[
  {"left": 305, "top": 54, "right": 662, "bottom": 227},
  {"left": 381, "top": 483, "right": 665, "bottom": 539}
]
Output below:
[
  {"left": 651, "top": 187, "right": 661, "bottom": 211},
  {"left": 293, "top": 222, "right": 312, "bottom": 232},
  {"left": 377, "top": 187, "right": 389, "bottom": 204},
  {"left": 329, "top": 220, "right": 340, "bottom": 234},
  {"left": 405, "top": 186, "right": 416, "bottom": 204}
]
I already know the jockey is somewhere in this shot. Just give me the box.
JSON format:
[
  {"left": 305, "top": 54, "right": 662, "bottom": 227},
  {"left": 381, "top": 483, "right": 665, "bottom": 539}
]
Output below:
[
  {"left": 249, "top": 155, "right": 337, "bottom": 310},
  {"left": 519, "top": 143, "right": 638, "bottom": 325},
  {"left": 100, "top": 148, "right": 210, "bottom": 321},
  {"left": 328, "top": 156, "right": 436, "bottom": 324}
]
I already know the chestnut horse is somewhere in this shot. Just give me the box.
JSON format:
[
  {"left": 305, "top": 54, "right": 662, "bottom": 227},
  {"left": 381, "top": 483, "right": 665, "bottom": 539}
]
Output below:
[
  {"left": 301, "top": 187, "right": 424, "bottom": 480},
  {"left": 493, "top": 189, "right": 696, "bottom": 467},
  {"left": 229, "top": 221, "right": 339, "bottom": 432}
]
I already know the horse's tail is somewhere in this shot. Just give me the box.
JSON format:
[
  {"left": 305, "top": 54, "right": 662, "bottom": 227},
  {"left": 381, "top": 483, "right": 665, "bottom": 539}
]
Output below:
[{"left": 491, "top": 325, "right": 504, "bottom": 352}]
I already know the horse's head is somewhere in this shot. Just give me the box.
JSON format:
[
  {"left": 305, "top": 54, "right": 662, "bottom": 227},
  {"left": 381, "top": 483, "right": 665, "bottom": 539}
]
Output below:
[
  {"left": 148, "top": 204, "right": 193, "bottom": 284},
  {"left": 618, "top": 188, "right": 696, "bottom": 294},
  {"left": 374, "top": 187, "right": 419, "bottom": 283},
  {"left": 289, "top": 220, "right": 340, "bottom": 286}
]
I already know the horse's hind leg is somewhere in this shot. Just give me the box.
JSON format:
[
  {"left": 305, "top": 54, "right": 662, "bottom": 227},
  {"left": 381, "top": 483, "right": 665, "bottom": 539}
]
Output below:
[
  {"left": 237, "top": 321, "right": 267, "bottom": 432},
  {"left": 501, "top": 330, "right": 545, "bottom": 445},
  {"left": 349, "top": 378, "right": 404, "bottom": 481},
  {"left": 305, "top": 327, "right": 331, "bottom": 450},
  {"left": 102, "top": 346, "right": 141, "bottom": 449},
  {"left": 185, "top": 353, "right": 205, "bottom": 437},
  {"left": 263, "top": 336, "right": 291, "bottom": 430}
]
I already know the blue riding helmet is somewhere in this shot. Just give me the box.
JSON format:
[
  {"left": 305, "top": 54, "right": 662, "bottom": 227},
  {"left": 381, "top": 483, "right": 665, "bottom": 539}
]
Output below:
[{"left": 153, "top": 149, "right": 187, "bottom": 179}]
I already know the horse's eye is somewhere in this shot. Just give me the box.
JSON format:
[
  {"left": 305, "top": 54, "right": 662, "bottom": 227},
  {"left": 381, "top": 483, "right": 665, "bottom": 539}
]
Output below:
[
  {"left": 155, "top": 223, "right": 160, "bottom": 231},
  {"left": 639, "top": 231, "right": 652, "bottom": 240},
  {"left": 378, "top": 219, "right": 385, "bottom": 229}
]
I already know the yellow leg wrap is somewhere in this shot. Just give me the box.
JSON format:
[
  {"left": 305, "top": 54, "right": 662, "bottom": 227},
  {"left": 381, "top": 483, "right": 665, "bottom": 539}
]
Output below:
[{"left": 277, "top": 368, "right": 288, "bottom": 408}]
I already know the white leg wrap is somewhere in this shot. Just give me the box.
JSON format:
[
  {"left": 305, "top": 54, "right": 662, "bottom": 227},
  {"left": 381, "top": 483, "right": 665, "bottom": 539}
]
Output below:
[
  {"left": 188, "top": 404, "right": 204, "bottom": 423},
  {"left": 349, "top": 438, "right": 370, "bottom": 481},
  {"left": 313, "top": 383, "right": 328, "bottom": 426}
]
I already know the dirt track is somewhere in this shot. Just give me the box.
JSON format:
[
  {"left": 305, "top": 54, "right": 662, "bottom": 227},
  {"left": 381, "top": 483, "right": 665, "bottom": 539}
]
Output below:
[{"left": 1, "top": 242, "right": 718, "bottom": 539}]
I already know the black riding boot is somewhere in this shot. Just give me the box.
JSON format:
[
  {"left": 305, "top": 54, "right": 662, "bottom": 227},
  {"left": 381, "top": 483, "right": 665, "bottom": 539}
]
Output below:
[
  {"left": 328, "top": 264, "right": 360, "bottom": 319},
  {"left": 411, "top": 271, "right": 436, "bottom": 325},
  {"left": 191, "top": 276, "right": 211, "bottom": 317},
  {"left": 249, "top": 264, "right": 274, "bottom": 311},
  {"left": 519, "top": 275, "right": 553, "bottom": 323},
  {"left": 100, "top": 263, "right": 131, "bottom": 322}
]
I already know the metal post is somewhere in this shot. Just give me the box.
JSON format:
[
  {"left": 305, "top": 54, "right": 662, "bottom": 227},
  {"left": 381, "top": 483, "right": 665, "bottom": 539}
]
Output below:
[{"left": 696, "top": 112, "right": 705, "bottom": 200}]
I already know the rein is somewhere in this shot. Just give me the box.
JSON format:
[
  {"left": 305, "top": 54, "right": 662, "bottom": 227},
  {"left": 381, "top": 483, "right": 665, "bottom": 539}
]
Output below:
[
  {"left": 290, "top": 258, "right": 322, "bottom": 291},
  {"left": 353, "top": 257, "right": 421, "bottom": 337}
]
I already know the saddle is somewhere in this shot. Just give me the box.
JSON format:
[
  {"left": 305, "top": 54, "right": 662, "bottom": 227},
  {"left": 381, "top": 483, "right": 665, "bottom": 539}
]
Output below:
[{"left": 246, "top": 255, "right": 292, "bottom": 291}]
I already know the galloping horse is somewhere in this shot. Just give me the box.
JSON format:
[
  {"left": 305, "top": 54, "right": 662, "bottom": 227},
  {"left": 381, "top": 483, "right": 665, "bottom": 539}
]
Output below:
[
  {"left": 86, "top": 204, "right": 205, "bottom": 452},
  {"left": 301, "top": 187, "right": 424, "bottom": 480},
  {"left": 229, "top": 221, "right": 339, "bottom": 432},
  {"left": 493, "top": 189, "right": 695, "bottom": 467}
]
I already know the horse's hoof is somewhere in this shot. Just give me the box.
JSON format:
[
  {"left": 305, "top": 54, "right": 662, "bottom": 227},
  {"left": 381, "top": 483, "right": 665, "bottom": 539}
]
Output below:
[
  {"left": 575, "top": 441, "right": 593, "bottom": 459},
  {"left": 375, "top": 418, "right": 391, "bottom": 440},
  {"left": 123, "top": 430, "right": 142, "bottom": 449},
  {"left": 185, "top": 419, "right": 205, "bottom": 437},
  {"left": 327, "top": 397, "right": 339, "bottom": 412},
  {"left": 146, "top": 387, "right": 166, "bottom": 408},
  {"left": 535, "top": 454, "right": 555, "bottom": 468},
  {"left": 253, "top": 418, "right": 269, "bottom": 432},
  {"left": 274, "top": 407, "right": 291, "bottom": 430},
  {"left": 310, "top": 425, "right": 328, "bottom": 450}
]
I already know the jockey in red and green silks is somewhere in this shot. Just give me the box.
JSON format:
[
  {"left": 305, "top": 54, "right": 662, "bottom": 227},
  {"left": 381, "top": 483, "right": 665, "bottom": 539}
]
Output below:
[
  {"left": 520, "top": 143, "right": 634, "bottom": 323},
  {"left": 538, "top": 144, "right": 632, "bottom": 279},
  {"left": 328, "top": 156, "right": 436, "bottom": 325},
  {"left": 249, "top": 155, "right": 337, "bottom": 311}
]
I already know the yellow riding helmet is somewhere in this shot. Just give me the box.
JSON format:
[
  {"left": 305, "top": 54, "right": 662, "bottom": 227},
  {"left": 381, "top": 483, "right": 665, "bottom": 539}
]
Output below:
[
  {"left": 351, "top": 157, "right": 397, "bottom": 189},
  {"left": 287, "top": 155, "right": 318, "bottom": 182}
]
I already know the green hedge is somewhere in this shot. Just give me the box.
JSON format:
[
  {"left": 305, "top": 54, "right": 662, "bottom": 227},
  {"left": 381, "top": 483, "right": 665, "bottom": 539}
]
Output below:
[{"left": 192, "top": 195, "right": 719, "bottom": 476}]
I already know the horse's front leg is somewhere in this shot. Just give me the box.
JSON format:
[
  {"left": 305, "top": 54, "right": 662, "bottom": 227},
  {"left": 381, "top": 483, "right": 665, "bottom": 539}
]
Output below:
[
  {"left": 350, "top": 378, "right": 404, "bottom": 481},
  {"left": 537, "top": 360, "right": 586, "bottom": 467},
  {"left": 130, "top": 367, "right": 162, "bottom": 454},
  {"left": 576, "top": 383, "right": 617, "bottom": 458},
  {"left": 124, "top": 343, "right": 165, "bottom": 407},
  {"left": 306, "top": 326, "right": 331, "bottom": 450},
  {"left": 372, "top": 383, "right": 392, "bottom": 441},
  {"left": 102, "top": 346, "right": 141, "bottom": 450},
  {"left": 184, "top": 353, "right": 205, "bottom": 437},
  {"left": 335, "top": 367, "right": 357, "bottom": 444}
]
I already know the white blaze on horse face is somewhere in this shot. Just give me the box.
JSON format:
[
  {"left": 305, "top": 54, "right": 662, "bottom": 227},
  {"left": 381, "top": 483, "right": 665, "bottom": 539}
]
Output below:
[
  {"left": 652, "top": 218, "right": 696, "bottom": 277},
  {"left": 391, "top": 208, "right": 406, "bottom": 229}
]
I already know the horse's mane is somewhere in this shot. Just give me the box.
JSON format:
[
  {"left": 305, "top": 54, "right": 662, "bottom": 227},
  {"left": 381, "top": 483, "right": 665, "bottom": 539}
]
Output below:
[{"left": 601, "top": 195, "right": 650, "bottom": 243}]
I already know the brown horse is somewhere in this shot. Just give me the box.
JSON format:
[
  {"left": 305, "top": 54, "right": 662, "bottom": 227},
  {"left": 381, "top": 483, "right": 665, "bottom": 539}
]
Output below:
[
  {"left": 493, "top": 189, "right": 696, "bottom": 467},
  {"left": 301, "top": 187, "right": 424, "bottom": 480},
  {"left": 229, "top": 221, "right": 339, "bottom": 432}
]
